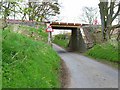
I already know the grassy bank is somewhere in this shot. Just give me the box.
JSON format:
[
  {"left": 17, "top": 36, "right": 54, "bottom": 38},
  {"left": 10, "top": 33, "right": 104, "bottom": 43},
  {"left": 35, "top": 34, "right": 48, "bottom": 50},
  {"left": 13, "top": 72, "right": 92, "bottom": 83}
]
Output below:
[
  {"left": 2, "top": 25, "right": 61, "bottom": 88},
  {"left": 0, "top": 28, "right": 2, "bottom": 89},
  {"left": 86, "top": 43, "right": 119, "bottom": 64}
]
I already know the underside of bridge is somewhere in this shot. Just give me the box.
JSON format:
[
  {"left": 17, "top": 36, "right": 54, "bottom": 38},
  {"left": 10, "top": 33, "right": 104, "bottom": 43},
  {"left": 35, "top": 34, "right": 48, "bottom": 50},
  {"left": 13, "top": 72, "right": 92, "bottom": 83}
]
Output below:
[{"left": 47, "top": 22, "right": 87, "bottom": 52}]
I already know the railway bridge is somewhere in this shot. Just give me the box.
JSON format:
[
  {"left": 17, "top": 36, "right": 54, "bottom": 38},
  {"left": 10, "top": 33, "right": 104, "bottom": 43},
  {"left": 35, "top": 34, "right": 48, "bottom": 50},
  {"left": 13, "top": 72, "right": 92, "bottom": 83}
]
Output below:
[{"left": 46, "top": 22, "right": 89, "bottom": 53}]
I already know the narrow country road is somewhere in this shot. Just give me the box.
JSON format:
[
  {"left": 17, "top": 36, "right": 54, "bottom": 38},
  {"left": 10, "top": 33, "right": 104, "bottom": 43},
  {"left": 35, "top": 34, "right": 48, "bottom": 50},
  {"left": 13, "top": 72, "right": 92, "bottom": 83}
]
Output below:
[{"left": 53, "top": 44, "right": 118, "bottom": 88}]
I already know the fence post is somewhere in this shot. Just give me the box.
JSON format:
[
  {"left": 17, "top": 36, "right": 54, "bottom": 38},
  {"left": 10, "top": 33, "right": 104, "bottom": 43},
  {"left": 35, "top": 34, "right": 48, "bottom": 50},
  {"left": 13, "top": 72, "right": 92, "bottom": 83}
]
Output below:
[{"left": 48, "top": 32, "right": 52, "bottom": 46}]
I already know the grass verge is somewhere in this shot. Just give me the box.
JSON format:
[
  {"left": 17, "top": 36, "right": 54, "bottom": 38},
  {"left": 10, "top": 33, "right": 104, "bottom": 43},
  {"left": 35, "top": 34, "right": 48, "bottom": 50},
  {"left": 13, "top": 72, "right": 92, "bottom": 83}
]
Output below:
[
  {"left": 0, "top": 28, "right": 2, "bottom": 89},
  {"left": 2, "top": 26, "right": 61, "bottom": 88},
  {"left": 85, "top": 43, "right": 119, "bottom": 67}
]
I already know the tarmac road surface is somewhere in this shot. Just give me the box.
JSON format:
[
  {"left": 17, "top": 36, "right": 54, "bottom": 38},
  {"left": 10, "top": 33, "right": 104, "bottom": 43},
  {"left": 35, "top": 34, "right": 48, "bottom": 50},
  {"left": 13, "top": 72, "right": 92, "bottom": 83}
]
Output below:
[{"left": 53, "top": 44, "right": 118, "bottom": 88}]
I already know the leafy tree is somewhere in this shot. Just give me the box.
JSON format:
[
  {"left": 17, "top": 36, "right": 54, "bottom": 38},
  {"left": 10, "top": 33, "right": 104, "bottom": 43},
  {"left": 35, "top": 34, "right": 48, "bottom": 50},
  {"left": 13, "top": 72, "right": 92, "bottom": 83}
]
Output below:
[
  {"left": 0, "top": 1, "right": 21, "bottom": 29},
  {"left": 0, "top": 0, "right": 60, "bottom": 29},
  {"left": 22, "top": 1, "right": 60, "bottom": 22}
]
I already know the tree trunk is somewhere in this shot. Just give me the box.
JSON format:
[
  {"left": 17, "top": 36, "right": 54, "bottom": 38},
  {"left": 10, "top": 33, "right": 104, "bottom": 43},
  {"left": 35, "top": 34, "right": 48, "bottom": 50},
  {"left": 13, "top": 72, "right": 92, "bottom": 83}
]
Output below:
[
  {"left": 28, "top": 2, "right": 33, "bottom": 21},
  {"left": 99, "top": 1, "right": 120, "bottom": 41}
]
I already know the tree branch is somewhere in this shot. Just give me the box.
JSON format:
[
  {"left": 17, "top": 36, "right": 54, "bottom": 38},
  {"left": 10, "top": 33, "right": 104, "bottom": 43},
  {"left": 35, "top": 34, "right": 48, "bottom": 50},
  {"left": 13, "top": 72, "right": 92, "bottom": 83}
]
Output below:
[{"left": 112, "top": 3, "right": 120, "bottom": 22}]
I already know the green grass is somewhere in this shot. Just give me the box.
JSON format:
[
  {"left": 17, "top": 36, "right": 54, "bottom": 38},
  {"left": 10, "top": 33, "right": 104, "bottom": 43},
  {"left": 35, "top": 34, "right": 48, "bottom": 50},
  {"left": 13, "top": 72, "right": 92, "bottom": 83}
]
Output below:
[
  {"left": 86, "top": 43, "right": 119, "bottom": 64},
  {"left": 7, "top": 24, "right": 48, "bottom": 42},
  {"left": 20, "top": 25, "right": 47, "bottom": 39},
  {"left": 53, "top": 34, "right": 69, "bottom": 48},
  {"left": 2, "top": 26, "right": 61, "bottom": 88},
  {"left": 0, "top": 28, "right": 2, "bottom": 89},
  {"left": 53, "top": 39, "right": 69, "bottom": 48}
]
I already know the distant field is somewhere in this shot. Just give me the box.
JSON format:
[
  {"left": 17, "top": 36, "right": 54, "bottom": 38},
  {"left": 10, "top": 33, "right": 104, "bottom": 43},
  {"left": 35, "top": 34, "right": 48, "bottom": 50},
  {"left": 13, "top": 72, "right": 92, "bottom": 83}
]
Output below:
[
  {"left": 53, "top": 39, "right": 69, "bottom": 48},
  {"left": 53, "top": 34, "right": 70, "bottom": 48}
]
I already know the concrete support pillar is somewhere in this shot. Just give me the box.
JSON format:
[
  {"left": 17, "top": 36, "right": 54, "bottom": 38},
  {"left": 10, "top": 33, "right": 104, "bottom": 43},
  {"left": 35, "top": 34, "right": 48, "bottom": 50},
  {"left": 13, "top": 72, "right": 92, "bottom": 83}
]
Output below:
[
  {"left": 67, "top": 29, "right": 78, "bottom": 51},
  {"left": 67, "top": 28, "right": 87, "bottom": 53}
]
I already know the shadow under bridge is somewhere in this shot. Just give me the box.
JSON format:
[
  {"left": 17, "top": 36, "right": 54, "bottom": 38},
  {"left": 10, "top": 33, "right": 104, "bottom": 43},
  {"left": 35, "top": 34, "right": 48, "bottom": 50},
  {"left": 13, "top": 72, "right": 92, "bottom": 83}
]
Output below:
[{"left": 46, "top": 21, "right": 88, "bottom": 53}]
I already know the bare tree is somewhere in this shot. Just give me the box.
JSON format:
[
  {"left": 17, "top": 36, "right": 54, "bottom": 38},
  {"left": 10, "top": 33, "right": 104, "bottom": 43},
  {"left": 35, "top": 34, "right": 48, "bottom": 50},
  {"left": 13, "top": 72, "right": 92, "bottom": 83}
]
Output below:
[
  {"left": 99, "top": 0, "right": 120, "bottom": 41},
  {"left": 80, "top": 7, "right": 99, "bottom": 46},
  {"left": 81, "top": 7, "right": 98, "bottom": 24}
]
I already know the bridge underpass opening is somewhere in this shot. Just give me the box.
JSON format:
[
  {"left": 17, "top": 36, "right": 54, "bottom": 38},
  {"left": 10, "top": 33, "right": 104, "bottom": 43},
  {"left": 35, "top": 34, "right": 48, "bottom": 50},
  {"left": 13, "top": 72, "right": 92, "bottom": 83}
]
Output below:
[
  {"left": 52, "top": 29, "right": 71, "bottom": 49},
  {"left": 46, "top": 22, "right": 87, "bottom": 53}
]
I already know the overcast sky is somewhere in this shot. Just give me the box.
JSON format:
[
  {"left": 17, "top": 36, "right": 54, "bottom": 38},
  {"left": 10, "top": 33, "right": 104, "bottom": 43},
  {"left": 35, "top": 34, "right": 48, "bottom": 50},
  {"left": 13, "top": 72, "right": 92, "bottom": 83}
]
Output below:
[
  {"left": 6, "top": 0, "right": 118, "bottom": 24},
  {"left": 53, "top": 0, "right": 100, "bottom": 23}
]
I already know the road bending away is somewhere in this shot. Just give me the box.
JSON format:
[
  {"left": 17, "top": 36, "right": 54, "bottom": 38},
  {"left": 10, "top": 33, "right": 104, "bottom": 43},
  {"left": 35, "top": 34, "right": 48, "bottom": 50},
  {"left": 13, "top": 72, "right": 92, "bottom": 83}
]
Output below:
[{"left": 53, "top": 44, "right": 118, "bottom": 88}]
